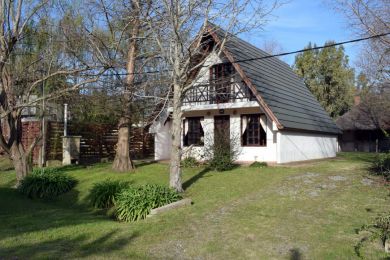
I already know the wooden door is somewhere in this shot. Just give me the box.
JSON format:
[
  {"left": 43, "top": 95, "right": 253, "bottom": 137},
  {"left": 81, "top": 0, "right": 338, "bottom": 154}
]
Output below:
[{"left": 214, "top": 115, "right": 230, "bottom": 144}]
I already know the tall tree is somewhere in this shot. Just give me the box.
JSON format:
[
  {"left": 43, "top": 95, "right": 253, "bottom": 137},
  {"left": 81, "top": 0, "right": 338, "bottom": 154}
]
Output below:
[
  {"left": 332, "top": 0, "right": 390, "bottom": 135},
  {"left": 82, "top": 0, "right": 160, "bottom": 172},
  {"left": 149, "top": 0, "right": 280, "bottom": 192},
  {"left": 0, "top": 1, "right": 106, "bottom": 185},
  {"left": 293, "top": 42, "right": 355, "bottom": 118},
  {"left": 333, "top": 0, "right": 389, "bottom": 84}
]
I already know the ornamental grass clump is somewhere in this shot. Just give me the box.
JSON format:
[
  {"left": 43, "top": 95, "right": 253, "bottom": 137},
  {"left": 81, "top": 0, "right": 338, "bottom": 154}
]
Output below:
[
  {"left": 19, "top": 169, "right": 77, "bottom": 199},
  {"left": 115, "top": 184, "right": 182, "bottom": 222},
  {"left": 89, "top": 179, "right": 129, "bottom": 209}
]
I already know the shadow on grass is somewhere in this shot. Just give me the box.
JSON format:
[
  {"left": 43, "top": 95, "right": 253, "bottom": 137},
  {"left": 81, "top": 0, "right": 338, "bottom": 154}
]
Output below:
[
  {"left": 0, "top": 229, "right": 140, "bottom": 259},
  {"left": 289, "top": 248, "right": 302, "bottom": 260},
  {"left": 0, "top": 185, "right": 99, "bottom": 241},
  {"left": 183, "top": 168, "right": 211, "bottom": 190},
  {"left": 182, "top": 164, "right": 241, "bottom": 190},
  {"left": 134, "top": 160, "right": 157, "bottom": 168}
]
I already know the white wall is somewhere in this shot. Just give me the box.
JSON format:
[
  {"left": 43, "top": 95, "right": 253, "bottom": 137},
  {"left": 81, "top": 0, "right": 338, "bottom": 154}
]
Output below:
[
  {"left": 154, "top": 121, "right": 172, "bottom": 160},
  {"left": 182, "top": 51, "right": 251, "bottom": 107},
  {"left": 277, "top": 131, "right": 338, "bottom": 163},
  {"left": 181, "top": 107, "right": 278, "bottom": 163}
]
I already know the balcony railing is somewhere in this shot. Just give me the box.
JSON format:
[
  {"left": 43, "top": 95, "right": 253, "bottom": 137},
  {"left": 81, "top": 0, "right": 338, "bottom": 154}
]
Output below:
[{"left": 182, "top": 82, "right": 255, "bottom": 105}]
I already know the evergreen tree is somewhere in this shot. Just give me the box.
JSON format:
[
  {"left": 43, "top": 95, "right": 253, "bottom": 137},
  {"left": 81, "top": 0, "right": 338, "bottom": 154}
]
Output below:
[{"left": 293, "top": 41, "right": 355, "bottom": 118}]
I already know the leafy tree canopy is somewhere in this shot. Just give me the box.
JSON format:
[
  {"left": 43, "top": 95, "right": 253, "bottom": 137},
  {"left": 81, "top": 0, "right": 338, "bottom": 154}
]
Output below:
[{"left": 293, "top": 41, "right": 356, "bottom": 118}]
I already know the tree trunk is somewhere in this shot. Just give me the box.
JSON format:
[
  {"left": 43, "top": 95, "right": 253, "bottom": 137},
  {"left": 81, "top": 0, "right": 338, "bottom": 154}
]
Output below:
[
  {"left": 112, "top": 117, "right": 135, "bottom": 172},
  {"left": 112, "top": 0, "right": 140, "bottom": 172},
  {"left": 10, "top": 143, "right": 32, "bottom": 187},
  {"left": 169, "top": 84, "right": 183, "bottom": 192}
]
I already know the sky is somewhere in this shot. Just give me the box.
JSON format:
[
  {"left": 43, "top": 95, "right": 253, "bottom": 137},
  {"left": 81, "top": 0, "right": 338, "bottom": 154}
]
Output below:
[{"left": 241, "top": 0, "right": 362, "bottom": 68}]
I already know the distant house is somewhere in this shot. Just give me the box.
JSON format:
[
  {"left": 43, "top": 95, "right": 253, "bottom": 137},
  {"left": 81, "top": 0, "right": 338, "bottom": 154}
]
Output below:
[
  {"left": 336, "top": 96, "right": 390, "bottom": 152},
  {"left": 151, "top": 25, "right": 340, "bottom": 164}
]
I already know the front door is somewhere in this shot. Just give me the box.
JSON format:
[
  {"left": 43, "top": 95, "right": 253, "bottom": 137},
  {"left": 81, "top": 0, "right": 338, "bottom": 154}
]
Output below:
[{"left": 214, "top": 115, "right": 230, "bottom": 145}]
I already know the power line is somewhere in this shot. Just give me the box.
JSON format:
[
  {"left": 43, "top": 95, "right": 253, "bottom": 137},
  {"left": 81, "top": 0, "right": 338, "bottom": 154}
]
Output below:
[
  {"left": 234, "top": 31, "right": 390, "bottom": 63},
  {"left": 91, "top": 31, "right": 390, "bottom": 77},
  {"left": 13, "top": 31, "right": 390, "bottom": 77}
]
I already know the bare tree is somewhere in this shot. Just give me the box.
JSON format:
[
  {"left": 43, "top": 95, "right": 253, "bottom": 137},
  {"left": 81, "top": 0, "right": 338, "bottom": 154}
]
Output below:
[
  {"left": 0, "top": 1, "right": 106, "bottom": 185},
  {"left": 149, "top": 0, "right": 280, "bottom": 191},
  {"left": 261, "top": 38, "right": 284, "bottom": 56},
  {"left": 81, "top": 0, "right": 164, "bottom": 172},
  {"left": 333, "top": 0, "right": 389, "bottom": 83},
  {"left": 332, "top": 0, "right": 390, "bottom": 135}
]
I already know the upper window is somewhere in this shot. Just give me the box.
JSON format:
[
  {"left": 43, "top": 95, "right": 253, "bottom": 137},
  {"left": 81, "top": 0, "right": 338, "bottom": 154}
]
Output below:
[
  {"left": 210, "top": 63, "right": 233, "bottom": 103},
  {"left": 241, "top": 114, "right": 267, "bottom": 146},
  {"left": 183, "top": 117, "right": 204, "bottom": 146}
]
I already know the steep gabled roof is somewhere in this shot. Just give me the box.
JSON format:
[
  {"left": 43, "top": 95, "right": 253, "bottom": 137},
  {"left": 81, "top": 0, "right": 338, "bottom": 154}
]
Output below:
[{"left": 208, "top": 25, "right": 341, "bottom": 135}]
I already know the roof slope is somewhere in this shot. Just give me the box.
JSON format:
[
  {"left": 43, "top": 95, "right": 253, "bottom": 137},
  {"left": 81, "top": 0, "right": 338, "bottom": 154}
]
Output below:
[
  {"left": 211, "top": 26, "right": 341, "bottom": 134},
  {"left": 336, "top": 103, "right": 390, "bottom": 131}
]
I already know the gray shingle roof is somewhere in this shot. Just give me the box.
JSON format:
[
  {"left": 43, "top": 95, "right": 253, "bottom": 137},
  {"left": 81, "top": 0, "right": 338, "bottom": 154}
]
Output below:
[{"left": 211, "top": 26, "right": 341, "bottom": 135}]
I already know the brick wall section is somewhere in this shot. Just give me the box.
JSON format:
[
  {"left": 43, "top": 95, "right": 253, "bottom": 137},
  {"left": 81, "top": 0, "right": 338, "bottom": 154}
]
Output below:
[
  {"left": 0, "top": 120, "right": 42, "bottom": 163},
  {"left": 21, "top": 121, "right": 42, "bottom": 163}
]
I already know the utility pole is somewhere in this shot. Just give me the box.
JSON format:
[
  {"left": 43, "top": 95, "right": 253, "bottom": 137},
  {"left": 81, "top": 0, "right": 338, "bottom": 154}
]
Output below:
[
  {"left": 64, "top": 103, "right": 68, "bottom": 137},
  {"left": 41, "top": 80, "right": 46, "bottom": 167}
]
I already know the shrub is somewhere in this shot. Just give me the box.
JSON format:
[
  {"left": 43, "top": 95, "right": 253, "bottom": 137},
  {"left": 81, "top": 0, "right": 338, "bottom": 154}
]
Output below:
[
  {"left": 115, "top": 184, "right": 182, "bottom": 222},
  {"left": 89, "top": 179, "right": 129, "bottom": 209},
  {"left": 203, "top": 127, "right": 240, "bottom": 172},
  {"left": 370, "top": 153, "right": 390, "bottom": 181},
  {"left": 355, "top": 214, "right": 390, "bottom": 257},
  {"left": 249, "top": 161, "right": 268, "bottom": 168},
  {"left": 19, "top": 170, "right": 77, "bottom": 199},
  {"left": 32, "top": 167, "right": 60, "bottom": 175},
  {"left": 181, "top": 157, "right": 199, "bottom": 168},
  {"left": 208, "top": 152, "right": 236, "bottom": 171}
]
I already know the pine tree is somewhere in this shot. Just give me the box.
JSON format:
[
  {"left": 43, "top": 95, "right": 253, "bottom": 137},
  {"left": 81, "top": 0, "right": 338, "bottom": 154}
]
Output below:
[{"left": 293, "top": 41, "right": 355, "bottom": 118}]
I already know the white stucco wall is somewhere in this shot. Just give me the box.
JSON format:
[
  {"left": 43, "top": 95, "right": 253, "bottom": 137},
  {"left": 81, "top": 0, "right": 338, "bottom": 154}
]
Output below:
[
  {"left": 181, "top": 107, "right": 278, "bottom": 163},
  {"left": 154, "top": 121, "right": 172, "bottom": 160},
  {"left": 277, "top": 131, "right": 338, "bottom": 163}
]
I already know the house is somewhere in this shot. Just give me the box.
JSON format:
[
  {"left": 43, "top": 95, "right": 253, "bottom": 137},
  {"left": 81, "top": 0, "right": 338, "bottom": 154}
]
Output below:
[
  {"left": 150, "top": 25, "right": 340, "bottom": 164},
  {"left": 336, "top": 95, "right": 390, "bottom": 152}
]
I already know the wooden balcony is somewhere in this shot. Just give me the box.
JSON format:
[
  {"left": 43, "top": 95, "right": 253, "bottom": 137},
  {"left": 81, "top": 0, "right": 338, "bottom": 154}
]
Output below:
[{"left": 182, "top": 82, "right": 256, "bottom": 105}]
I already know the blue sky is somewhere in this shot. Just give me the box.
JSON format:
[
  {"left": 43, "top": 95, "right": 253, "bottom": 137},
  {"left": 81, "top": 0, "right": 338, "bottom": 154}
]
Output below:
[{"left": 240, "top": 0, "right": 362, "bottom": 67}]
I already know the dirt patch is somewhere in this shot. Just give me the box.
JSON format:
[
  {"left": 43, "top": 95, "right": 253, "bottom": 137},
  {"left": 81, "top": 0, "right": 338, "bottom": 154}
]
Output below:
[
  {"left": 328, "top": 176, "right": 347, "bottom": 181},
  {"left": 361, "top": 178, "right": 374, "bottom": 186}
]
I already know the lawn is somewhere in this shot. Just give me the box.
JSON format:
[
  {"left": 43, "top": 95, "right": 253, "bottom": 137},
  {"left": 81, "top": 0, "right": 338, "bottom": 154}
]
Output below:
[{"left": 0, "top": 153, "right": 389, "bottom": 259}]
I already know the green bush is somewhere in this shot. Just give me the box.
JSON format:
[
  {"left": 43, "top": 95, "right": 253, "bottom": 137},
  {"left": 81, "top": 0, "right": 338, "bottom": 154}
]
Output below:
[
  {"left": 32, "top": 167, "right": 60, "bottom": 175},
  {"left": 208, "top": 152, "right": 236, "bottom": 171},
  {"left": 370, "top": 153, "right": 390, "bottom": 180},
  {"left": 205, "top": 128, "right": 239, "bottom": 172},
  {"left": 115, "top": 184, "right": 182, "bottom": 222},
  {"left": 355, "top": 214, "right": 390, "bottom": 257},
  {"left": 249, "top": 161, "right": 268, "bottom": 168},
  {"left": 181, "top": 157, "right": 199, "bottom": 168},
  {"left": 89, "top": 179, "right": 129, "bottom": 209},
  {"left": 19, "top": 170, "right": 77, "bottom": 199}
]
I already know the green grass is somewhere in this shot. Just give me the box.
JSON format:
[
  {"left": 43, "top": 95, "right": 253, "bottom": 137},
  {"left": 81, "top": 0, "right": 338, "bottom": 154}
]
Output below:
[{"left": 0, "top": 153, "right": 389, "bottom": 259}]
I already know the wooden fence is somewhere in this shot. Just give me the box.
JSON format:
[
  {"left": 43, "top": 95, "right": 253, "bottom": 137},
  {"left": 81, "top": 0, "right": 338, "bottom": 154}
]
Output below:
[{"left": 1, "top": 120, "right": 154, "bottom": 164}]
